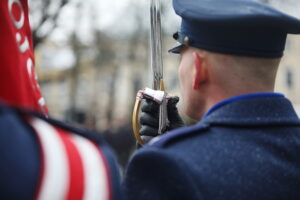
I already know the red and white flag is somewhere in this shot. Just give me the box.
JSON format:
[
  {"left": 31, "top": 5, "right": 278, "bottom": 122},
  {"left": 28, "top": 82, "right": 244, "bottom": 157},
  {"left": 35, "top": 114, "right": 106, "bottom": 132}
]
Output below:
[
  {"left": 29, "top": 118, "right": 112, "bottom": 200},
  {"left": 0, "top": 0, "right": 47, "bottom": 114}
]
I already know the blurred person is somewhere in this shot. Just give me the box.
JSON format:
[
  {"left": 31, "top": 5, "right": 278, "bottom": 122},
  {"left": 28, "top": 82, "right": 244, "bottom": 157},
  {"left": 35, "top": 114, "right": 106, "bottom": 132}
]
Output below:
[
  {"left": 123, "top": 0, "right": 300, "bottom": 199},
  {"left": 0, "top": 0, "right": 121, "bottom": 199}
]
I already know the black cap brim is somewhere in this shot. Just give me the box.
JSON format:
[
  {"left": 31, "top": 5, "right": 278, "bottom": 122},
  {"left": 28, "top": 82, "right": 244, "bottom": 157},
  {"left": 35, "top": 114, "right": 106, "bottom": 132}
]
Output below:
[
  {"left": 168, "top": 32, "right": 187, "bottom": 54},
  {"left": 168, "top": 42, "right": 185, "bottom": 54}
]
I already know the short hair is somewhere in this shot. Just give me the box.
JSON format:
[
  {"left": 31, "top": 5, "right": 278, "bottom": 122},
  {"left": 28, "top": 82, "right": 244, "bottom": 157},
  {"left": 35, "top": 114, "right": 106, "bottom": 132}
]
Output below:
[{"left": 203, "top": 49, "right": 281, "bottom": 86}]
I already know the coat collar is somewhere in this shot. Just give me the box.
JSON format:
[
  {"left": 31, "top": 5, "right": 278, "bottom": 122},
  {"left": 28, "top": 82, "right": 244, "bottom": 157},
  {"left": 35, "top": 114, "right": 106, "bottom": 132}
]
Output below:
[
  {"left": 149, "top": 93, "right": 300, "bottom": 147},
  {"left": 201, "top": 93, "right": 300, "bottom": 126}
]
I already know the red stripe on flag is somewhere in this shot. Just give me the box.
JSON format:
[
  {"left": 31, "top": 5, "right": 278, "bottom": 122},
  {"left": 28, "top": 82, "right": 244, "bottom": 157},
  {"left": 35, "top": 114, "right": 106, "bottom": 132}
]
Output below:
[{"left": 55, "top": 128, "right": 85, "bottom": 200}]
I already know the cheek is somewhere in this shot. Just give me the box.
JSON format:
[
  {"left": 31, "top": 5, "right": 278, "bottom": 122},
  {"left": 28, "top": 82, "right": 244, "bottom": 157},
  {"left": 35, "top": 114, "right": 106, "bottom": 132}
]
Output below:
[
  {"left": 178, "top": 62, "right": 192, "bottom": 91},
  {"left": 178, "top": 63, "right": 187, "bottom": 96},
  {"left": 178, "top": 64, "right": 190, "bottom": 110},
  {"left": 178, "top": 64, "right": 184, "bottom": 86}
]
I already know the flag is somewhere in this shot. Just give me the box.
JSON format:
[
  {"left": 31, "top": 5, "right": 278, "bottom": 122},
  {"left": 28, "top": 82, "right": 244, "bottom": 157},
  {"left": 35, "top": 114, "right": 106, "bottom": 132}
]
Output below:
[{"left": 0, "top": 0, "right": 47, "bottom": 114}]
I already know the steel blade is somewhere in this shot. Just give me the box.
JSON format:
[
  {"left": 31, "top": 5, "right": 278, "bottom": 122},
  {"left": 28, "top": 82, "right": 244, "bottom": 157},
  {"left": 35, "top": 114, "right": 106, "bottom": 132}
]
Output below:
[{"left": 150, "top": 0, "right": 163, "bottom": 90}]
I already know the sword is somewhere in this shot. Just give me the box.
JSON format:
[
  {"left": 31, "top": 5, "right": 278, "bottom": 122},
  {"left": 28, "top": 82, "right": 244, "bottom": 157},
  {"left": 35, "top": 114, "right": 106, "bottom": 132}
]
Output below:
[
  {"left": 150, "top": 0, "right": 164, "bottom": 91},
  {"left": 132, "top": 0, "right": 168, "bottom": 146}
]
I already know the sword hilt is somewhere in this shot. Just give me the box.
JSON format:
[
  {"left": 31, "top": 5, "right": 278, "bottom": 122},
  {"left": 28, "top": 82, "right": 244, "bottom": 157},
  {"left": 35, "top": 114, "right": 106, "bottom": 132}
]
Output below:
[{"left": 132, "top": 80, "right": 166, "bottom": 146}]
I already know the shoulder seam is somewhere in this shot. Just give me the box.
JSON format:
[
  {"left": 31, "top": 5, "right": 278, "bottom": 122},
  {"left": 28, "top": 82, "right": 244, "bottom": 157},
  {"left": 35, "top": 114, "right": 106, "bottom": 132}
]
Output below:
[{"left": 149, "top": 123, "right": 210, "bottom": 148}]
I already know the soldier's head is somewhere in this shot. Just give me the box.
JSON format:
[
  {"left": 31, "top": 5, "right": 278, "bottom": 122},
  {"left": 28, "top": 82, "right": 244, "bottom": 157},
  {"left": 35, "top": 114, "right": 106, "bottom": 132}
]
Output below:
[{"left": 169, "top": 0, "right": 300, "bottom": 120}]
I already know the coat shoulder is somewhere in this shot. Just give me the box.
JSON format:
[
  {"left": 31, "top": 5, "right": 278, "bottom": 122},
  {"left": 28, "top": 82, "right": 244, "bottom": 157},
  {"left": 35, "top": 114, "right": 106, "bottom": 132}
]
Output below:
[{"left": 148, "top": 122, "right": 210, "bottom": 148}]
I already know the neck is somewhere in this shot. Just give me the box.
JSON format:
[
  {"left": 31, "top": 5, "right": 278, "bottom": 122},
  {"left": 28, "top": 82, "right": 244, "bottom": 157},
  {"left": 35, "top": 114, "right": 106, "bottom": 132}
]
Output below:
[{"left": 195, "top": 85, "right": 275, "bottom": 120}]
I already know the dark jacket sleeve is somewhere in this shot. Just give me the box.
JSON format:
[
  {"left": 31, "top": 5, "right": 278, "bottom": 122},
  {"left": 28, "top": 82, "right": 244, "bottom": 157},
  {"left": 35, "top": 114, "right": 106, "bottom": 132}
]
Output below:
[
  {"left": 122, "top": 148, "right": 203, "bottom": 200},
  {"left": 0, "top": 107, "right": 41, "bottom": 200},
  {"left": 98, "top": 142, "right": 122, "bottom": 200}
]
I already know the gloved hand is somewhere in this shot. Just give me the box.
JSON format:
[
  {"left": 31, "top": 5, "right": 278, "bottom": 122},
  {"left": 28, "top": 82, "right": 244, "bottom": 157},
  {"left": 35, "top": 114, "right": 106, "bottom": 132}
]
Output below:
[{"left": 139, "top": 96, "right": 185, "bottom": 141}]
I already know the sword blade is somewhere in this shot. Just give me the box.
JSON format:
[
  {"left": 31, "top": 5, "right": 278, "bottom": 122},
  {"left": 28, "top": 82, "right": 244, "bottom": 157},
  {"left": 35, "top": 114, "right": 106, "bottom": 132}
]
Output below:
[{"left": 150, "top": 0, "right": 163, "bottom": 90}]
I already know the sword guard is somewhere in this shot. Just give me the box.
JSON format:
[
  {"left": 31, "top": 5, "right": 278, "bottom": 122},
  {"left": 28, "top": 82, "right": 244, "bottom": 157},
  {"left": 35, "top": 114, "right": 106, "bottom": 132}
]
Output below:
[{"left": 132, "top": 97, "right": 145, "bottom": 146}]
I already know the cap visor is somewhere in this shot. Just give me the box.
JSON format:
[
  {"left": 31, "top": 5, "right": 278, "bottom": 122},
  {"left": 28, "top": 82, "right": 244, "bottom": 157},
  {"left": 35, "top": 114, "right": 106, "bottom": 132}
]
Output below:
[{"left": 168, "top": 43, "right": 185, "bottom": 54}]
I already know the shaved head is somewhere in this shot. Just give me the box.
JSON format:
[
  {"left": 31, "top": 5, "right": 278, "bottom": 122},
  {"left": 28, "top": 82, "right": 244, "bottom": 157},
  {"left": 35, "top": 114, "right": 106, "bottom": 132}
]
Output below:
[{"left": 200, "top": 49, "right": 281, "bottom": 92}]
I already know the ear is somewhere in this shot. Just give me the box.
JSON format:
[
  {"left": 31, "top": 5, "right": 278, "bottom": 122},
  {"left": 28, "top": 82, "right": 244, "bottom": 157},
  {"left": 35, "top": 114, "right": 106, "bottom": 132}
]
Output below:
[{"left": 192, "top": 52, "right": 207, "bottom": 90}]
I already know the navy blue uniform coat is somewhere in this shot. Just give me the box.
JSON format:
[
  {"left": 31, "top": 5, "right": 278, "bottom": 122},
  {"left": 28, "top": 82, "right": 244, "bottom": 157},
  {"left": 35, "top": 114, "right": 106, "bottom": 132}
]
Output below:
[{"left": 123, "top": 95, "right": 300, "bottom": 200}]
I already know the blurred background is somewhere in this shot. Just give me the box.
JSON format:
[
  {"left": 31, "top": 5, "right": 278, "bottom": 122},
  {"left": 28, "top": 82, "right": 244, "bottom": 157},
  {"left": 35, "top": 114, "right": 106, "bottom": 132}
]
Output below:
[{"left": 28, "top": 0, "right": 300, "bottom": 169}]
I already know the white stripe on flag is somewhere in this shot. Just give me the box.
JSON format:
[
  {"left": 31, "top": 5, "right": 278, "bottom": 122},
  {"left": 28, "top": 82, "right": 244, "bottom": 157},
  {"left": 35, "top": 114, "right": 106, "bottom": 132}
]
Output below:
[
  {"left": 31, "top": 119, "right": 69, "bottom": 200},
  {"left": 72, "top": 135, "right": 109, "bottom": 200}
]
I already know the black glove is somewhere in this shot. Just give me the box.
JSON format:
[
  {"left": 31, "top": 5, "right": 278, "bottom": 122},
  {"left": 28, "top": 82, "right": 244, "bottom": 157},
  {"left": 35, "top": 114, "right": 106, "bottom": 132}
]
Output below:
[{"left": 139, "top": 96, "right": 185, "bottom": 140}]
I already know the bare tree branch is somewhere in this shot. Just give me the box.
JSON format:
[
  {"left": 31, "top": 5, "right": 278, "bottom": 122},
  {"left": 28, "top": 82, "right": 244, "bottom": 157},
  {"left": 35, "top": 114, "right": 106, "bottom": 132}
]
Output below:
[{"left": 30, "top": 0, "right": 71, "bottom": 48}]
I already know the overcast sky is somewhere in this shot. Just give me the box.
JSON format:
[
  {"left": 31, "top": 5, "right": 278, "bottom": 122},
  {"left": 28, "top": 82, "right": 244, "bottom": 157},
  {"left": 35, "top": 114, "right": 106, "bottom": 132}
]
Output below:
[
  {"left": 269, "top": 0, "right": 300, "bottom": 18},
  {"left": 46, "top": 0, "right": 300, "bottom": 44},
  {"left": 47, "top": 0, "right": 177, "bottom": 43},
  {"left": 37, "top": 0, "right": 300, "bottom": 68}
]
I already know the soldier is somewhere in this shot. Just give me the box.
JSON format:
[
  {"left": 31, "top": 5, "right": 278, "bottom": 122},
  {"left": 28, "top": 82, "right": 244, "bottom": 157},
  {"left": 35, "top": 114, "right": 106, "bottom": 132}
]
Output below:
[
  {"left": 123, "top": 0, "right": 300, "bottom": 199},
  {"left": 0, "top": 0, "right": 121, "bottom": 199}
]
